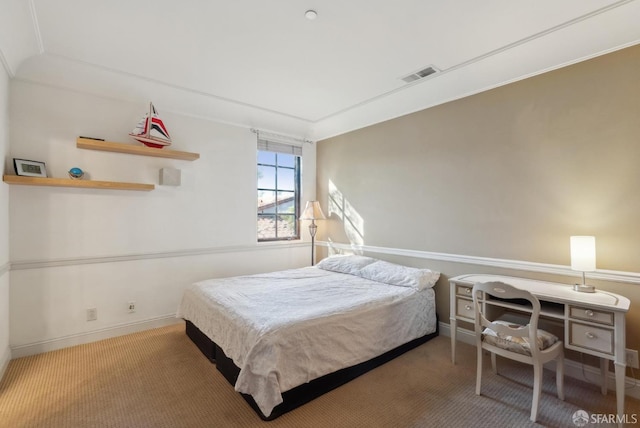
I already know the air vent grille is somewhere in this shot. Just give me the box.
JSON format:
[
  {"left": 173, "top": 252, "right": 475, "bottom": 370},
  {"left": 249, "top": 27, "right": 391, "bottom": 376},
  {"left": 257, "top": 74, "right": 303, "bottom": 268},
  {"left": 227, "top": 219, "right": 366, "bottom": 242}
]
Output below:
[{"left": 401, "top": 65, "right": 439, "bottom": 83}]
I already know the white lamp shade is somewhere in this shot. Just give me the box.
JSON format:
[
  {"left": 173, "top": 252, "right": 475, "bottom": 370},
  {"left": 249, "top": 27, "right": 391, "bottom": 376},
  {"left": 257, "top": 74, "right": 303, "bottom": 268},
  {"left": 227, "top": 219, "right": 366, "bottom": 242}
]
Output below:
[
  {"left": 570, "top": 236, "right": 596, "bottom": 272},
  {"left": 299, "top": 201, "right": 326, "bottom": 220}
]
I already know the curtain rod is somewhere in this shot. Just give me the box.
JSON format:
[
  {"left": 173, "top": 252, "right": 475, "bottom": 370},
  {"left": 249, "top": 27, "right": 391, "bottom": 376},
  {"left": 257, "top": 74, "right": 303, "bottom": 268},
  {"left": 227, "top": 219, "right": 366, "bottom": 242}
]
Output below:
[{"left": 250, "top": 128, "right": 314, "bottom": 144}]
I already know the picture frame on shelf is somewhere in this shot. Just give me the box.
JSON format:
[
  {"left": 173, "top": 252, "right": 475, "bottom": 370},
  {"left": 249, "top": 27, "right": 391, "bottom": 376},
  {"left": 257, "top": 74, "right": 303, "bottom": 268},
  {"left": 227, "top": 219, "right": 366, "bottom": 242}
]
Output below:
[{"left": 13, "top": 158, "right": 47, "bottom": 177}]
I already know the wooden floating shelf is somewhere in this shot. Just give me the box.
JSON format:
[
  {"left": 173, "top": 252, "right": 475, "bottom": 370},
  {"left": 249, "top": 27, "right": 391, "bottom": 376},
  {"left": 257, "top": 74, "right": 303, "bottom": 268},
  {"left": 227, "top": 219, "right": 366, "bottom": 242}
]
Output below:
[
  {"left": 77, "top": 137, "right": 200, "bottom": 161},
  {"left": 3, "top": 175, "right": 155, "bottom": 191}
]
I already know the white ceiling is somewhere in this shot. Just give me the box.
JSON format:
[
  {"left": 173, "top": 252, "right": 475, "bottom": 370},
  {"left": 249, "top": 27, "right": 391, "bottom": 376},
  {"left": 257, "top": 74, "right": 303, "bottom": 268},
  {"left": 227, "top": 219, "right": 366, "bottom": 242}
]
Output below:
[{"left": 1, "top": 0, "right": 639, "bottom": 140}]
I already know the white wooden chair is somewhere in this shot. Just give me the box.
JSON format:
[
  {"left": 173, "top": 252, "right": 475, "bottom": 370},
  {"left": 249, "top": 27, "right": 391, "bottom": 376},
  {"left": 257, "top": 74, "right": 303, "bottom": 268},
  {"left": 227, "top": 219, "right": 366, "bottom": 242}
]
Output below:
[{"left": 472, "top": 281, "right": 564, "bottom": 422}]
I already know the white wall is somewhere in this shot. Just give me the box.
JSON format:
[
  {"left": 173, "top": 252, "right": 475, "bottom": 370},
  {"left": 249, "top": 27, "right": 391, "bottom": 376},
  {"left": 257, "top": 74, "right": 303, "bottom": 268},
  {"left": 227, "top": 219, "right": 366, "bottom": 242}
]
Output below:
[
  {"left": 8, "top": 81, "right": 315, "bottom": 356},
  {"left": 0, "top": 59, "right": 10, "bottom": 375}
]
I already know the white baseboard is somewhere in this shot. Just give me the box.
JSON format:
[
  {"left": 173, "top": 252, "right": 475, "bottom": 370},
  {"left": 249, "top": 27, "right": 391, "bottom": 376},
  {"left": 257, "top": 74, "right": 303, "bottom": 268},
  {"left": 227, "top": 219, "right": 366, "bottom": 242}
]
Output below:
[
  {"left": 0, "top": 345, "right": 11, "bottom": 381},
  {"left": 439, "top": 321, "right": 640, "bottom": 401},
  {"left": 10, "top": 314, "right": 183, "bottom": 359}
]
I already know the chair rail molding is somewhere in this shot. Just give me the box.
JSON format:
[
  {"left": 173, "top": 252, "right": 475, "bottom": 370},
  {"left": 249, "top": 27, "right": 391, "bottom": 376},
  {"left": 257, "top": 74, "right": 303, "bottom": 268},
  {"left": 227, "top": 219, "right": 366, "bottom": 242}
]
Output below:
[
  {"left": 10, "top": 242, "right": 308, "bottom": 270},
  {"left": 0, "top": 261, "right": 9, "bottom": 277},
  {"left": 317, "top": 241, "right": 640, "bottom": 285}
]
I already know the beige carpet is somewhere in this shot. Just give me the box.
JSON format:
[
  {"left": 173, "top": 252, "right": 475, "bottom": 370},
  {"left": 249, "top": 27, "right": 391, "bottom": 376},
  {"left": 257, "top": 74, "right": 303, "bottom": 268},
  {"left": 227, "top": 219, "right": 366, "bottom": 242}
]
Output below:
[{"left": 1, "top": 323, "right": 639, "bottom": 427}]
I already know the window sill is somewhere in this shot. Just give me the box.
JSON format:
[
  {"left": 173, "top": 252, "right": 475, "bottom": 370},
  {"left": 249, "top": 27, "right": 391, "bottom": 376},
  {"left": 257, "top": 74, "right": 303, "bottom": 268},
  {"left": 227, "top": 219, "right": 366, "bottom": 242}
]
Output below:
[{"left": 257, "top": 239, "right": 304, "bottom": 247}]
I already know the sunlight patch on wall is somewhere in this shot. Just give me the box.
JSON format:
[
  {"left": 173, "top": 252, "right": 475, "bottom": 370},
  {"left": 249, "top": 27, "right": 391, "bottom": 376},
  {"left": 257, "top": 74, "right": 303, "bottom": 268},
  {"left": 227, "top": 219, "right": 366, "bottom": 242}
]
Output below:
[{"left": 328, "top": 180, "right": 364, "bottom": 252}]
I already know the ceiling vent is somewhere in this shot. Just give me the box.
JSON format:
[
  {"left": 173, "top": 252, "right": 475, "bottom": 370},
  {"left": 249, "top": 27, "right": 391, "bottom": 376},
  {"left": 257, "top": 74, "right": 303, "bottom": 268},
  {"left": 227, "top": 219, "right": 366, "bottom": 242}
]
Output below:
[{"left": 401, "top": 65, "right": 439, "bottom": 83}]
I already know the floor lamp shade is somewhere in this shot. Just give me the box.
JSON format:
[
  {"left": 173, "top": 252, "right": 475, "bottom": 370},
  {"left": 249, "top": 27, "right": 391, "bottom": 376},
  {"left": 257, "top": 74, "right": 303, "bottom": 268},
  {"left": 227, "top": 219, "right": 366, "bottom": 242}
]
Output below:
[{"left": 300, "top": 201, "right": 326, "bottom": 223}]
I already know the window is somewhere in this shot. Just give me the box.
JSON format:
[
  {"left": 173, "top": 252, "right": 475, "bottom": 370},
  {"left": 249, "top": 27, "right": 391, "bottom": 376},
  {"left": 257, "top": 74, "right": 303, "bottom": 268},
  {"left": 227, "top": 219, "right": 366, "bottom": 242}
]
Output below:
[{"left": 257, "top": 140, "right": 301, "bottom": 241}]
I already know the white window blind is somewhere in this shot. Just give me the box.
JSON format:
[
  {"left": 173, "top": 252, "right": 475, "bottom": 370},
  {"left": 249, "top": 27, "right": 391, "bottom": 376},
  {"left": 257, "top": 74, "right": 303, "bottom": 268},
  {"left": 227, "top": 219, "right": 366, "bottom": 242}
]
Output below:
[{"left": 257, "top": 138, "right": 303, "bottom": 157}]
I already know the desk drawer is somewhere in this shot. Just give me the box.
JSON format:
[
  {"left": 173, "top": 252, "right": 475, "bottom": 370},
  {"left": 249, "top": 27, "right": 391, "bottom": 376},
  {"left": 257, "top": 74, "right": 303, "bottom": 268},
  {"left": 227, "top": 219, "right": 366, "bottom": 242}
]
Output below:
[
  {"left": 569, "top": 306, "right": 614, "bottom": 326},
  {"left": 456, "top": 285, "right": 474, "bottom": 297},
  {"left": 456, "top": 298, "right": 475, "bottom": 319},
  {"left": 569, "top": 322, "right": 614, "bottom": 355}
]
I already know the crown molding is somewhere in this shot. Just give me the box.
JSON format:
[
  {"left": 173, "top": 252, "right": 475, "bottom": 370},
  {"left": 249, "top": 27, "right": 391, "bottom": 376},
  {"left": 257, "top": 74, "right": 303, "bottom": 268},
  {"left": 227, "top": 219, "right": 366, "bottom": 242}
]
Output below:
[{"left": 28, "top": 0, "right": 44, "bottom": 54}]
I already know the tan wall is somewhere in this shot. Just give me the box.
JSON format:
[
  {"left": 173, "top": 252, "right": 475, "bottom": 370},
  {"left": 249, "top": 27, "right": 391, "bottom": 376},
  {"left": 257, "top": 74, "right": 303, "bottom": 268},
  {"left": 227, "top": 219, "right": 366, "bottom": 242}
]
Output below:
[{"left": 316, "top": 44, "right": 640, "bottom": 373}]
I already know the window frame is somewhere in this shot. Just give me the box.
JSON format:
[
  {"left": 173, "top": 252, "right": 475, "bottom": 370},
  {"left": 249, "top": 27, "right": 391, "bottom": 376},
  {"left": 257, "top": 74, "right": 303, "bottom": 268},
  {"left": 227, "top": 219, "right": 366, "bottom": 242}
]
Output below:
[{"left": 257, "top": 151, "right": 301, "bottom": 242}]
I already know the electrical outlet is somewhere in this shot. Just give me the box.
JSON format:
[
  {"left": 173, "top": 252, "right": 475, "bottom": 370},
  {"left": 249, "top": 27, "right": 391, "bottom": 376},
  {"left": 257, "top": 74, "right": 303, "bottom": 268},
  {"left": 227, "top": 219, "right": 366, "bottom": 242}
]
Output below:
[
  {"left": 626, "top": 349, "right": 639, "bottom": 369},
  {"left": 128, "top": 301, "right": 136, "bottom": 313},
  {"left": 86, "top": 308, "right": 97, "bottom": 321}
]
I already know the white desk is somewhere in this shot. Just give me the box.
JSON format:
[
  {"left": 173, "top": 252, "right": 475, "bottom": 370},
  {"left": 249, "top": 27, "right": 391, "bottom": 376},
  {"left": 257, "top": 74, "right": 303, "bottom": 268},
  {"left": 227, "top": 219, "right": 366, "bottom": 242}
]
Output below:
[{"left": 449, "top": 274, "right": 630, "bottom": 426}]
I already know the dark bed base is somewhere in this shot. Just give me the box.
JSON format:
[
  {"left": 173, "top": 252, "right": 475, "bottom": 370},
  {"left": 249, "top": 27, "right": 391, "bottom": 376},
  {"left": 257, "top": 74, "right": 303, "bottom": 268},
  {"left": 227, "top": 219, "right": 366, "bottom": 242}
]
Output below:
[
  {"left": 185, "top": 318, "right": 439, "bottom": 421},
  {"left": 185, "top": 320, "right": 217, "bottom": 363}
]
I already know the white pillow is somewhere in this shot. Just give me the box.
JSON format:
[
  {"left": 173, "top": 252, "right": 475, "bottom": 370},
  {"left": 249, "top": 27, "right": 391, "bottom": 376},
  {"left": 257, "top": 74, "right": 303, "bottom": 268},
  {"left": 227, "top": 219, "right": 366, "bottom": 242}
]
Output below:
[
  {"left": 315, "top": 255, "right": 377, "bottom": 275},
  {"left": 359, "top": 260, "right": 440, "bottom": 290}
]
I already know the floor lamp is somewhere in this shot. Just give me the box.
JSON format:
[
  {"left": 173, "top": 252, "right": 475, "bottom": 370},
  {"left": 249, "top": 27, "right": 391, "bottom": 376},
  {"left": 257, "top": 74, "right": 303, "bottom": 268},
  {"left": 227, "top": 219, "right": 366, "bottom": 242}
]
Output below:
[{"left": 300, "top": 201, "right": 326, "bottom": 266}]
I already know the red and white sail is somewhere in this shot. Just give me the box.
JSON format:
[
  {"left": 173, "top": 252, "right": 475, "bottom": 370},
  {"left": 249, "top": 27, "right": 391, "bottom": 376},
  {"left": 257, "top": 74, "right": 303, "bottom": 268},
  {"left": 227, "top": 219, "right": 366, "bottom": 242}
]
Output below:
[{"left": 129, "top": 102, "right": 172, "bottom": 148}]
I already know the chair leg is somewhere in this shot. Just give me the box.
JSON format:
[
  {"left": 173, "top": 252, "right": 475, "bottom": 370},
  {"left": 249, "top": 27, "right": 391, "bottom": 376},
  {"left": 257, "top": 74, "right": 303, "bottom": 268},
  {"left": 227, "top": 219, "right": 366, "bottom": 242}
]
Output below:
[
  {"left": 491, "top": 352, "right": 497, "bottom": 374},
  {"left": 557, "top": 353, "right": 565, "bottom": 401},
  {"left": 476, "top": 344, "right": 483, "bottom": 395},
  {"left": 530, "top": 362, "right": 542, "bottom": 422}
]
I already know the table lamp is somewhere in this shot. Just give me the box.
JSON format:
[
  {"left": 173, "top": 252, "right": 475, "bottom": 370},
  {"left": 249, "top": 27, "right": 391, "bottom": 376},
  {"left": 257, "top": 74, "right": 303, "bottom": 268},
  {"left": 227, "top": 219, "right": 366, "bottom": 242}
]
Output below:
[
  {"left": 570, "top": 236, "right": 596, "bottom": 293},
  {"left": 300, "top": 201, "right": 326, "bottom": 265}
]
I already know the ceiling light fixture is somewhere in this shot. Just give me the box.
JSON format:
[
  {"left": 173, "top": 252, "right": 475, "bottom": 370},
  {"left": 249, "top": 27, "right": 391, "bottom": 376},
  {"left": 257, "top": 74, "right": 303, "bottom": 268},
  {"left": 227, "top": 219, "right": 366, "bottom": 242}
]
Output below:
[{"left": 305, "top": 10, "right": 318, "bottom": 20}]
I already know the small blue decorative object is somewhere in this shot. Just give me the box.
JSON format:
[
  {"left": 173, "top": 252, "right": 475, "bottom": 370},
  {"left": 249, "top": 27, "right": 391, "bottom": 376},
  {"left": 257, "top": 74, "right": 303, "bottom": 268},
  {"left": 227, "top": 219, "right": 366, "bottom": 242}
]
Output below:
[{"left": 68, "top": 167, "right": 84, "bottom": 179}]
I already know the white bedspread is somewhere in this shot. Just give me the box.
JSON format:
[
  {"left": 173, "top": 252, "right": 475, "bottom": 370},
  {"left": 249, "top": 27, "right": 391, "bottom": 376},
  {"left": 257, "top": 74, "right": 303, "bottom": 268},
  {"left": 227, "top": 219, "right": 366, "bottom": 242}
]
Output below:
[{"left": 176, "top": 267, "right": 437, "bottom": 417}]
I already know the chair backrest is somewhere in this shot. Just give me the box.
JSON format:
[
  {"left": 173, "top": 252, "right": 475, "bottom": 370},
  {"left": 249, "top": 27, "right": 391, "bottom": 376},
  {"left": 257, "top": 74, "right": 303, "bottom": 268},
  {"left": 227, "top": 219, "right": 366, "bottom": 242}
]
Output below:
[{"left": 472, "top": 281, "right": 542, "bottom": 356}]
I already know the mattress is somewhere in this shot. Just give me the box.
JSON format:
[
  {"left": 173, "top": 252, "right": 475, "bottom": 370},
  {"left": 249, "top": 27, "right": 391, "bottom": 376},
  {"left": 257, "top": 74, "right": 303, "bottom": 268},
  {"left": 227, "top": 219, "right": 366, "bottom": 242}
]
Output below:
[{"left": 177, "top": 258, "right": 438, "bottom": 417}]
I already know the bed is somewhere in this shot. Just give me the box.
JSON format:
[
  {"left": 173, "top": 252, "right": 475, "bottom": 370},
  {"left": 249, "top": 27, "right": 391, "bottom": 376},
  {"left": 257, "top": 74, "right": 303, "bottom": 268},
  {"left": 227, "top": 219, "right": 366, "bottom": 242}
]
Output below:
[{"left": 176, "top": 255, "right": 440, "bottom": 420}]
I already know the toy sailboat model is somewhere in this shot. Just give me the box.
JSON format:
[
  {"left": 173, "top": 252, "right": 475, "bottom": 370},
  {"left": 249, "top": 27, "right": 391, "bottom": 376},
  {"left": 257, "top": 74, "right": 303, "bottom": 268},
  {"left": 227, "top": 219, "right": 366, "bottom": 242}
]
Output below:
[{"left": 129, "top": 102, "right": 172, "bottom": 148}]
